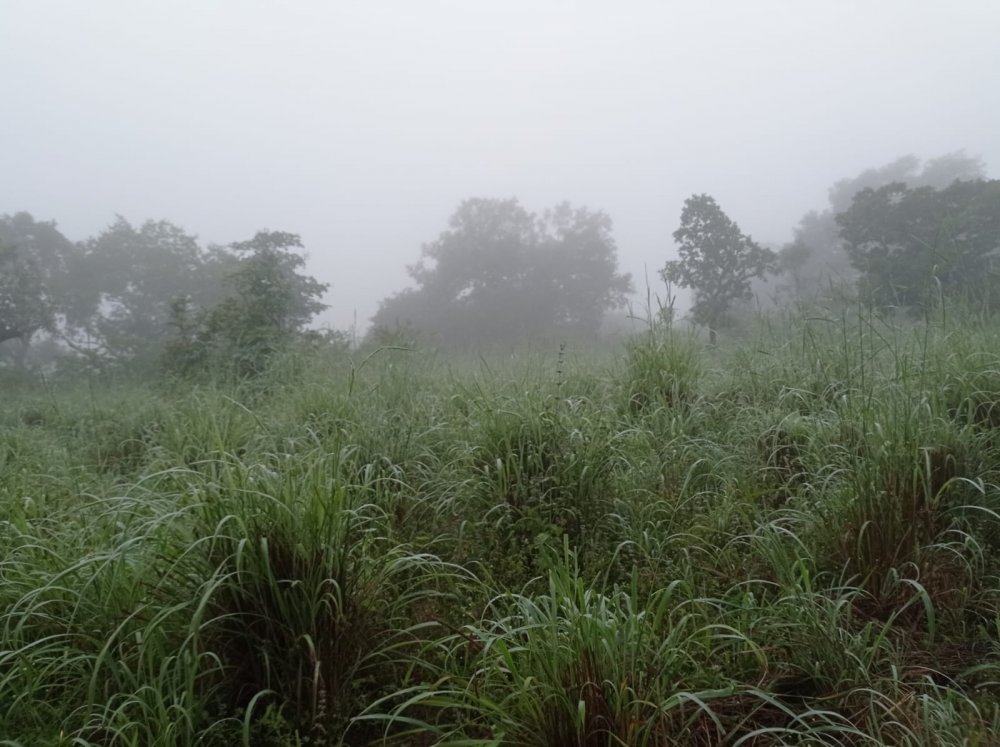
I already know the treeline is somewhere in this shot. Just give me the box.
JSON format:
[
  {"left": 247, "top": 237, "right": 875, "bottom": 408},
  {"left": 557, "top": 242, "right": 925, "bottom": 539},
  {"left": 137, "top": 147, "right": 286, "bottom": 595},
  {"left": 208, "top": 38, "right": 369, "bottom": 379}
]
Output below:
[
  {"left": 2, "top": 150, "right": 997, "bottom": 373},
  {"left": 0, "top": 217, "right": 333, "bottom": 375},
  {"left": 370, "top": 150, "right": 999, "bottom": 346},
  {"left": 662, "top": 151, "right": 998, "bottom": 344}
]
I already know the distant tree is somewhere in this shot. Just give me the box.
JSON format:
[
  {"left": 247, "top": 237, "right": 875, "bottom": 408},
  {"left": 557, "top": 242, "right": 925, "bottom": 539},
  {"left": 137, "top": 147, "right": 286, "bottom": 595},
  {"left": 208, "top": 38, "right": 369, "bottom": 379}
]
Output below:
[
  {"left": 776, "top": 152, "right": 987, "bottom": 304},
  {"left": 166, "top": 230, "right": 329, "bottom": 376},
  {"left": 0, "top": 243, "right": 51, "bottom": 348},
  {"left": 213, "top": 230, "right": 328, "bottom": 337},
  {"left": 775, "top": 236, "right": 812, "bottom": 300},
  {"left": 837, "top": 179, "right": 1000, "bottom": 312},
  {"left": 77, "top": 217, "right": 231, "bottom": 359},
  {"left": 828, "top": 152, "right": 986, "bottom": 214},
  {"left": 661, "top": 194, "right": 777, "bottom": 344},
  {"left": 542, "top": 202, "right": 634, "bottom": 333},
  {"left": 371, "top": 198, "right": 631, "bottom": 346},
  {"left": 0, "top": 213, "right": 79, "bottom": 363}
]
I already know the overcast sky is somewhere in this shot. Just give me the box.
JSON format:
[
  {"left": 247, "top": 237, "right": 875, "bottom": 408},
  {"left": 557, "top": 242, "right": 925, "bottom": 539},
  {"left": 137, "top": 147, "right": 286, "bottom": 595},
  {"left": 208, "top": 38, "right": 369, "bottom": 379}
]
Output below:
[{"left": 2, "top": 1, "right": 998, "bottom": 331}]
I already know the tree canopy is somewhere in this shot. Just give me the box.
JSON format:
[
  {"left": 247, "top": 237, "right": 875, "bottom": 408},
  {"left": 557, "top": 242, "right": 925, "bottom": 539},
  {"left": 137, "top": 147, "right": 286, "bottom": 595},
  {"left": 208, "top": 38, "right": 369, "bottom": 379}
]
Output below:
[
  {"left": 0, "top": 213, "right": 76, "bottom": 347},
  {"left": 165, "top": 230, "right": 329, "bottom": 376},
  {"left": 0, "top": 242, "right": 51, "bottom": 348},
  {"left": 775, "top": 152, "right": 987, "bottom": 303},
  {"left": 75, "top": 217, "right": 232, "bottom": 358},
  {"left": 1, "top": 211, "right": 330, "bottom": 373},
  {"left": 661, "top": 194, "right": 777, "bottom": 343},
  {"left": 371, "top": 198, "right": 632, "bottom": 346},
  {"left": 837, "top": 178, "right": 1000, "bottom": 312},
  {"left": 208, "top": 230, "right": 328, "bottom": 341}
]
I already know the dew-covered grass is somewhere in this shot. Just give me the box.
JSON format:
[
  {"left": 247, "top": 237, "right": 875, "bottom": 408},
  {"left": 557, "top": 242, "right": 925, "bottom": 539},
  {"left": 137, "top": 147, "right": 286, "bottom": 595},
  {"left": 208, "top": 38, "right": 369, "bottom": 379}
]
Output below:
[{"left": 5, "top": 307, "right": 1000, "bottom": 745}]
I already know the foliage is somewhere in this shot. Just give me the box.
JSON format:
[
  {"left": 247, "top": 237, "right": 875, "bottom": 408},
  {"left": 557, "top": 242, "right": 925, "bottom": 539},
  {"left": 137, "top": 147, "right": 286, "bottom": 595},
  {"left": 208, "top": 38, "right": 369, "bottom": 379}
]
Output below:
[
  {"left": 164, "top": 230, "right": 329, "bottom": 377},
  {"left": 661, "top": 193, "right": 778, "bottom": 343},
  {"left": 371, "top": 198, "right": 632, "bottom": 346},
  {"left": 828, "top": 152, "right": 986, "bottom": 215},
  {"left": 837, "top": 178, "right": 1000, "bottom": 312},
  {"left": 0, "top": 213, "right": 77, "bottom": 355},
  {"left": 775, "top": 152, "right": 987, "bottom": 304},
  {"left": 2, "top": 214, "right": 331, "bottom": 373},
  {"left": 74, "top": 217, "right": 232, "bottom": 361},
  {"left": 222, "top": 230, "right": 329, "bottom": 336},
  {"left": 0, "top": 242, "right": 52, "bottom": 350}
]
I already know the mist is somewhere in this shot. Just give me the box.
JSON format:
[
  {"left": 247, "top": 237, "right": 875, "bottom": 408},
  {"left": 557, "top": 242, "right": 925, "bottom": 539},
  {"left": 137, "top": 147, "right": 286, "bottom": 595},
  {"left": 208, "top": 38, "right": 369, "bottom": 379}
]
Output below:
[
  {"left": 2, "top": 0, "right": 999, "bottom": 333},
  {"left": 8, "top": 4, "right": 1000, "bottom": 741}
]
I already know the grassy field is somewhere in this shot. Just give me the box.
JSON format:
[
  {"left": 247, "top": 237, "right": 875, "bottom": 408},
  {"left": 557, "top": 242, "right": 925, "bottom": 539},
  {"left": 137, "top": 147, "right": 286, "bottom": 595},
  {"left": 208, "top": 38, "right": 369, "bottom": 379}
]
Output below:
[{"left": 4, "top": 306, "right": 1000, "bottom": 745}]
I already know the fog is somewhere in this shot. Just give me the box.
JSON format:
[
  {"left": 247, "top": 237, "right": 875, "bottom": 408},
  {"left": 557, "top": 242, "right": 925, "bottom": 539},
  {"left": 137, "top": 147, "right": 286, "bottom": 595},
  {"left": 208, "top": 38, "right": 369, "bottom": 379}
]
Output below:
[{"left": 3, "top": 0, "right": 998, "bottom": 333}]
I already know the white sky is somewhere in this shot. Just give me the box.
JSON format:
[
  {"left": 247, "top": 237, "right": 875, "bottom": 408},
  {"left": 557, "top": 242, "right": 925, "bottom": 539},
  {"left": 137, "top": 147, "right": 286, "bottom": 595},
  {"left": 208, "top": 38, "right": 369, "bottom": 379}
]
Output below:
[{"left": 2, "top": 1, "right": 998, "bottom": 332}]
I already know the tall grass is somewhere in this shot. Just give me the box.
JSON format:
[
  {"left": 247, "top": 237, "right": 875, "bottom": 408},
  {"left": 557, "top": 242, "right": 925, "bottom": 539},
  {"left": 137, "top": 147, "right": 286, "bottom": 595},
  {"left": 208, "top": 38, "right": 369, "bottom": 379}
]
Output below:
[{"left": 4, "top": 304, "right": 1000, "bottom": 743}]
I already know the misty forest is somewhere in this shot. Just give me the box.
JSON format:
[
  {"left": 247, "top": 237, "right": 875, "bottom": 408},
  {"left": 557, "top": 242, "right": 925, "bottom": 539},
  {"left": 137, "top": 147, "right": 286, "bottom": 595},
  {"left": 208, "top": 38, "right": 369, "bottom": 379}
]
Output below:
[
  {"left": 5, "top": 4, "right": 1000, "bottom": 746},
  {"left": 5, "top": 150, "right": 1000, "bottom": 745}
]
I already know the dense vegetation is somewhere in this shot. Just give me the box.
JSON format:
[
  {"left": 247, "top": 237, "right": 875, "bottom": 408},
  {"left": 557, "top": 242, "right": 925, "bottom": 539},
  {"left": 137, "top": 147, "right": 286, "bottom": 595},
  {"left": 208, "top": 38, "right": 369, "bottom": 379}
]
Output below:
[
  {"left": 370, "top": 198, "right": 632, "bottom": 346},
  {"left": 3, "top": 151, "right": 999, "bottom": 743},
  {"left": 0, "top": 216, "right": 332, "bottom": 373},
  {"left": 4, "top": 153, "right": 996, "bottom": 367},
  {"left": 5, "top": 302, "right": 1000, "bottom": 745}
]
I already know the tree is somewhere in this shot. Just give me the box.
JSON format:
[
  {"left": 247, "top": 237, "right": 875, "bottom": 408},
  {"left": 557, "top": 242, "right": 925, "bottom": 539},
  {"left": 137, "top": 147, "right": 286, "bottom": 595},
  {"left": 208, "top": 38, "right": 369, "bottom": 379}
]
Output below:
[
  {"left": 215, "top": 230, "right": 328, "bottom": 337},
  {"left": 0, "top": 243, "right": 51, "bottom": 348},
  {"left": 371, "top": 198, "right": 631, "bottom": 346},
  {"left": 76, "top": 217, "right": 231, "bottom": 359},
  {"left": 0, "top": 213, "right": 78, "bottom": 362},
  {"left": 837, "top": 179, "right": 1000, "bottom": 312},
  {"left": 775, "top": 152, "right": 986, "bottom": 304},
  {"left": 661, "top": 194, "right": 777, "bottom": 344},
  {"left": 828, "top": 152, "right": 986, "bottom": 214},
  {"left": 165, "top": 230, "right": 329, "bottom": 376},
  {"left": 542, "top": 202, "right": 634, "bottom": 333}
]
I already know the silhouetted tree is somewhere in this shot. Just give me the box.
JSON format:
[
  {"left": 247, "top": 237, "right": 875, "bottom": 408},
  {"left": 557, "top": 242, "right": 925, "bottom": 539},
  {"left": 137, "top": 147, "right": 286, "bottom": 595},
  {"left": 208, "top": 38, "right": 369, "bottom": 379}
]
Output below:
[
  {"left": 661, "top": 194, "right": 777, "bottom": 344},
  {"left": 371, "top": 198, "right": 631, "bottom": 346}
]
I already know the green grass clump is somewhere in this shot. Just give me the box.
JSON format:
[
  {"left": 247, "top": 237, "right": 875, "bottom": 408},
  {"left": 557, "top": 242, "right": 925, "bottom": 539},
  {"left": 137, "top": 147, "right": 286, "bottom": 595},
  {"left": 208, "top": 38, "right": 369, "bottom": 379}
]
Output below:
[{"left": 192, "top": 451, "right": 456, "bottom": 741}]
